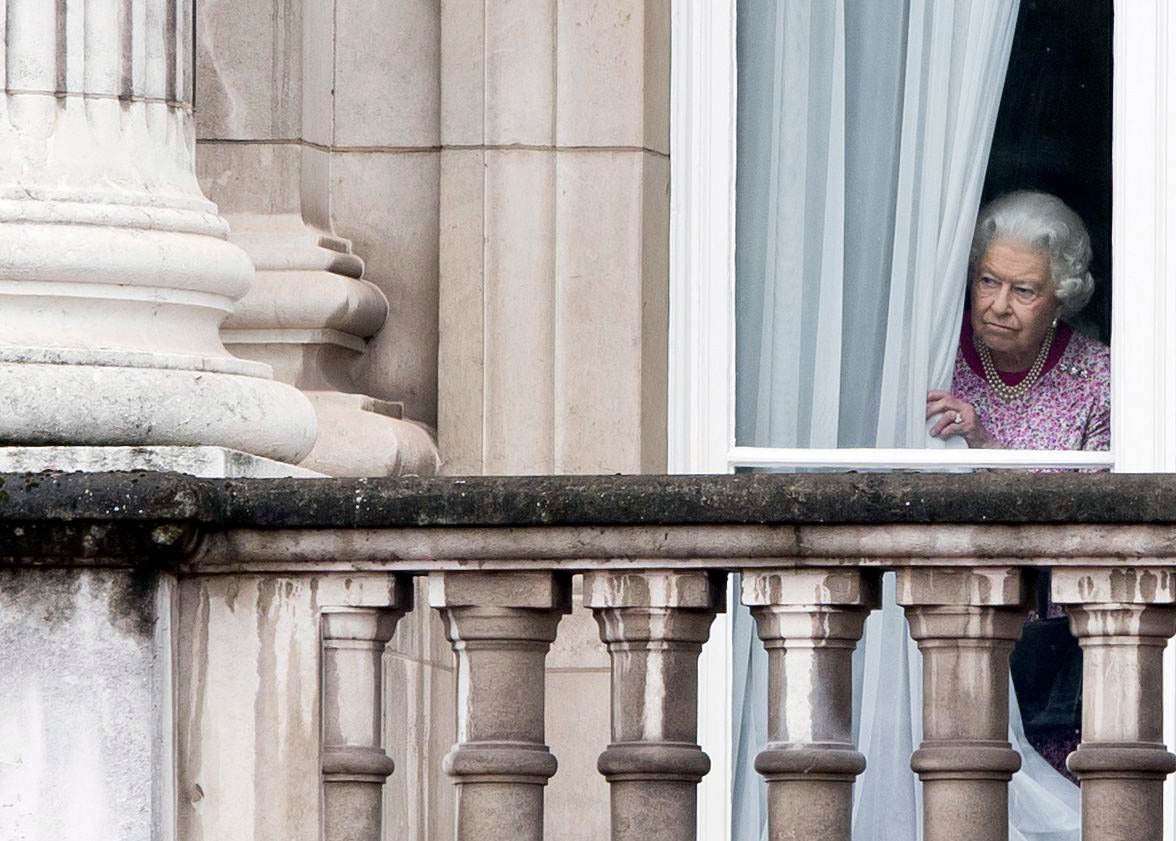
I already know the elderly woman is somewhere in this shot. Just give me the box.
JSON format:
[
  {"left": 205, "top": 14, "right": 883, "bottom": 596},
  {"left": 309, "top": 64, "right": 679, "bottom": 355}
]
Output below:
[{"left": 927, "top": 191, "right": 1110, "bottom": 450}]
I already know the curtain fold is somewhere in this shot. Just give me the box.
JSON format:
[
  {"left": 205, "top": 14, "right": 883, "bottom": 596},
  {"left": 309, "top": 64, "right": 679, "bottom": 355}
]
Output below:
[
  {"left": 732, "top": 2, "right": 1078, "bottom": 839},
  {"left": 874, "top": 1, "right": 1020, "bottom": 447}
]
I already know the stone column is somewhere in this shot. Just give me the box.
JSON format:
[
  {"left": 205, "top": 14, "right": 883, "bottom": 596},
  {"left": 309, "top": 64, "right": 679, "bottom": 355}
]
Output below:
[
  {"left": 321, "top": 602, "right": 409, "bottom": 841},
  {"left": 1052, "top": 568, "right": 1176, "bottom": 841},
  {"left": 0, "top": 0, "right": 315, "bottom": 463},
  {"left": 582, "top": 571, "right": 723, "bottom": 841},
  {"left": 897, "top": 568, "right": 1028, "bottom": 841},
  {"left": 429, "top": 572, "right": 572, "bottom": 841},
  {"left": 741, "top": 569, "right": 877, "bottom": 841}
]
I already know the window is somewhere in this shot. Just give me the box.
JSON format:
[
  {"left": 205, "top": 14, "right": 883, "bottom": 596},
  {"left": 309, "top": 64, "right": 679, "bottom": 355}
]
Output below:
[
  {"left": 730, "top": 0, "right": 1111, "bottom": 471},
  {"left": 670, "top": 2, "right": 1176, "bottom": 840}
]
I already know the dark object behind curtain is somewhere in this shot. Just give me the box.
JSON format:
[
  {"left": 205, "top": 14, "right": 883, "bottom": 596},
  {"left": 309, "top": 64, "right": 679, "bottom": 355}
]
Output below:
[{"left": 982, "top": 0, "right": 1113, "bottom": 341}]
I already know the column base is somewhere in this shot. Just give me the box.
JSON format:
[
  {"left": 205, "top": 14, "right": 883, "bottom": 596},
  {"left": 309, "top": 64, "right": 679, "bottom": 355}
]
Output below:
[
  {"left": 300, "top": 392, "right": 440, "bottom": 477},
  {"left": 0, "top": 358, "right": 318, "bottom": 463},
  {"left": 0, "top": 446, "right": 323, "bottom": 478}
]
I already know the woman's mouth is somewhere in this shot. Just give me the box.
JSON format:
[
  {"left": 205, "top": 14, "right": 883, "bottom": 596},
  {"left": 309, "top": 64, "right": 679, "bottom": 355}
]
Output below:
[{"left": 983, "top": 322, "right": 1016, "bottom": 332}]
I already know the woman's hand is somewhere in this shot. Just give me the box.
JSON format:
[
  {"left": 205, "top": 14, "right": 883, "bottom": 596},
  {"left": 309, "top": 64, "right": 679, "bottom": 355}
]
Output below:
[{"left": 926, "top": 390, "right": 998, "bottom": 448}]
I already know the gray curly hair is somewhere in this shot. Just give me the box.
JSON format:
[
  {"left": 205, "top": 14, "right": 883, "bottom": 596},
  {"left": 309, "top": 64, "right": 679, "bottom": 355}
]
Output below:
[{"left": 970, "top": 190, "right": 1095, "bottom": 318}]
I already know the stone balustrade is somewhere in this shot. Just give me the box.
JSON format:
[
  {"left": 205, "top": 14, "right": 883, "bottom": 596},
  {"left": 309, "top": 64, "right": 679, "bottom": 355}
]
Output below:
[{"left": 3, "top": 472, "right": 1176, "bottom": 841}]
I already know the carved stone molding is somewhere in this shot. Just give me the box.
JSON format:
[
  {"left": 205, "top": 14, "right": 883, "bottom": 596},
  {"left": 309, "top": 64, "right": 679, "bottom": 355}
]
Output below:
[
  {"left": 897, "top": 567, "right": 1029, "bottom": 841},
  {"left": 584, "top": 570, "right": 723, "bottom": 841},
  {"left": 222, "top": 213, "right": 440, "bottom": 477},
  {"left": 1053, "top": 568, "right": 1176, "bottom": 841},
  {"left": 741, "top": 569, "right": 877, "bottom": 841}
]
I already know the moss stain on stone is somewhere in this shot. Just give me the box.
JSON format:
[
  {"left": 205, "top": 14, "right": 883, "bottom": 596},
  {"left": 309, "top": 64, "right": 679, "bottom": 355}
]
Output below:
[{"left": 106, "top": 568, "right": 160, "bottom": 639}]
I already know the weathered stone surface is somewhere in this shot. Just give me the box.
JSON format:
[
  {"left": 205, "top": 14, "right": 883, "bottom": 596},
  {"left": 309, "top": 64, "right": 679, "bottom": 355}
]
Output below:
[
  {"left": 190, "top": 472, "right": 1176, "bottom": 528},
  {"left": 8, "top": 472, "right": 1176, "bottom": 541},
  {"left": 1053, "top": 574, "right": 1176, "bottom": 841},
  {"left": 901, "top": 568, "right": 1031, "bottom": 841},
  {"left": 202, "top": 473, "right": 1169, "bottom": 529},
  {"left": 176, "top": 572, "right": 407, "bottom": 841},
  {"left": 0, "top": 447, "right": 322, "bottom": 479},
  {"left": 0, "top": 472, "right": 208, "bottom": 566},
  {"left": 321, "top": 596, "right": 411, "bottom": 841},
  {"left": 196, "top": 0, "right": 302, "bottom": 140},
  {"left": 0, "top": 569, "right": 173, "bottom": 841},
  {"left": 584, "top": 571, "right": 722, "bottom": 841}
]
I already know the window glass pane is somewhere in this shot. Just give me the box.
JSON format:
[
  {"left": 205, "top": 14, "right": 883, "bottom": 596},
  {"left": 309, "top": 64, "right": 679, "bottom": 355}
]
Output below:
[{"left": 734, "top": 0, "right": 1113, "bottom": 458}]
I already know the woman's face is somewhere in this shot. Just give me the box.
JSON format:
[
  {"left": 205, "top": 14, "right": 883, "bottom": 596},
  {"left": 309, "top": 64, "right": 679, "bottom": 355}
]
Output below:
[{"left": 970, "top": 239, "right": 1061, "bottom": 362}]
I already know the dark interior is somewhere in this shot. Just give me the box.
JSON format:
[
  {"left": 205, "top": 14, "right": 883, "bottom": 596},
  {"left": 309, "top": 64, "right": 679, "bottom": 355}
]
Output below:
[{"left": 981, "top": 0, "right": 1113, "bottom": 342}]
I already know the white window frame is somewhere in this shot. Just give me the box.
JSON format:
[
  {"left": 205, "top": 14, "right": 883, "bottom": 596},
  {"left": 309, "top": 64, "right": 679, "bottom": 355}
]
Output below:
[{"left": 669, "top": 2, "right": 1176, "bottom": 838}]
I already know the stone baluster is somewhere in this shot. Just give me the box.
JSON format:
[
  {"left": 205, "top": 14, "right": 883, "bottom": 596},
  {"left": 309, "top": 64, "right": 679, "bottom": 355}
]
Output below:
[
  {"left": 0, "top": 0, "right": 316, "bottom": 464},
  {"left": 321, "top": 592, "right": 411, "bottom": 841},
  {"left": 896, "top": 568, "right": 1028, "bottom": 841},
  {"left": 582, "top": 571, "right": 723, "bottom": 841},
  {"left": 1052, "top": 568, "right": 1176, "bottom": 841},
  {"left": 741, "top": 569, "right": 877, "bottom": 841},
  {"left": 429, "top": 572, "right": 571, "bottom": 841}
]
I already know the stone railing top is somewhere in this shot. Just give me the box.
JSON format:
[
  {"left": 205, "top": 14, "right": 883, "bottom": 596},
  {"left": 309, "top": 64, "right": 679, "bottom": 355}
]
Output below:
[
  {"left": 4, "top": 471, "right": 1176, "bottom": 569},
  {"left": 1, "top": 471, "right": 1175, "bottom": 527}
]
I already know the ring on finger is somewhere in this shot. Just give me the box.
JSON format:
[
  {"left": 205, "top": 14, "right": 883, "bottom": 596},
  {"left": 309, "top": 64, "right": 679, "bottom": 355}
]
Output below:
[{"left": 953, "top": 413, "right": 964, "bottom": 425}]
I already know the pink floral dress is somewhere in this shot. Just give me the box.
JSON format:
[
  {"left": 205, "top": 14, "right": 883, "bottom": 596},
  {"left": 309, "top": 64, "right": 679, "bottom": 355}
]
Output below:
[
  {"left": 952, "top": 318, "right": 1111, "bottom": 451},
  {"left": 953, "top": 318, "right": 1109, "bottom": 779}
]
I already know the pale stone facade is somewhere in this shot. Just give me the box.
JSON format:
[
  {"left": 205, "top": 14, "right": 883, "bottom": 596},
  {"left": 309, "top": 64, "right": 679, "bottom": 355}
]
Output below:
[{"left": 0, "top": 1, "right": 667, "bottom": 840}]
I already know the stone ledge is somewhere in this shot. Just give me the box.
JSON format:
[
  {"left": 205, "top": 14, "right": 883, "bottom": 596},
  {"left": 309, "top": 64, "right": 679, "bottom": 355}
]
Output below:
[
  {"left": 2, "top": 472, "right": 1176, "bottom": 531},
  {"left": 216, "top": 472, "right": 1176, "bottom": 527}
]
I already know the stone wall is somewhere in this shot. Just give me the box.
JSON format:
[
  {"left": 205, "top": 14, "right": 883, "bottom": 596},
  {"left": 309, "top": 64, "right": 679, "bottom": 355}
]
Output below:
[
  {"left": 191, "top": 2, "right": 671, "bottom": 839},
  {"left": 437, "top": 0, "right": 671, "bottom": 476},
  {"left": 195, "top": 0, "right": 441, "bottom": 428}
]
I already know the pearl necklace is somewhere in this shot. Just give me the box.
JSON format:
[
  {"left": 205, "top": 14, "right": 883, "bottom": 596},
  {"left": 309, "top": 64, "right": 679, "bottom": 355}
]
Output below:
[{"left": 976, "top": 323, "right": 1056, "bottom": 402}]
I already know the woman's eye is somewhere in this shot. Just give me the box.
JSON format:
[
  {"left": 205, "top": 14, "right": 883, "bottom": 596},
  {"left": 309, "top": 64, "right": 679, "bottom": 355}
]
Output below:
[
  {"left": 978, "top": 276, "right": 1000, "bottom": 289},
  {"left": 1014, "top": 286, "right": 1038, "bottom": 301}
]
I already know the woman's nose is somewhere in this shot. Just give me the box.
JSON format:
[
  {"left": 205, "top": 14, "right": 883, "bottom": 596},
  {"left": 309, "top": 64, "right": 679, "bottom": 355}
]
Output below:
[{"left": 991, "top": 285, "right": 1013, "bottom": 315}]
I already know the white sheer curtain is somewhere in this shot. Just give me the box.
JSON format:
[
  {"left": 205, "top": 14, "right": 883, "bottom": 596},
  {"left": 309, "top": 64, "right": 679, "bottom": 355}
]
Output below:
[{"left": 731, "top": 2, "right": 1080, "bottom": 840}]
